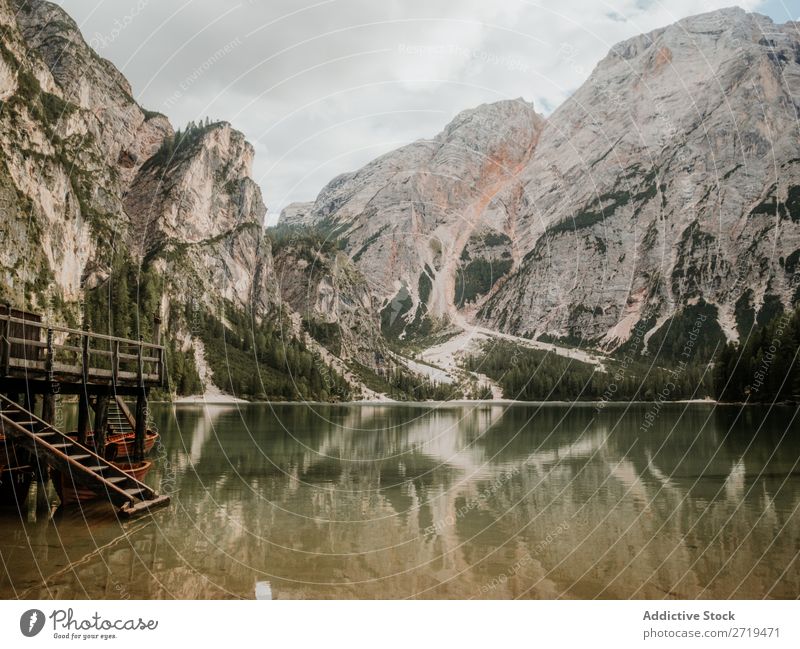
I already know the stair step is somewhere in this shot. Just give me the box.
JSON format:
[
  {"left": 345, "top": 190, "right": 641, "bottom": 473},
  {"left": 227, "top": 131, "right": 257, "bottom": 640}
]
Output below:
[
  {"left": 120, "top": 494, "right": 170, "bottom": 517},
  {"left": 123, "top": 488, "right": 146, "bottom": 498},
  {"left": 107, "top": 477, "right": 128, "bottom": 484},
  {"left": 85, "top": 465, "right": 108, "bottom": 472},
  {"left": 70, "top": 454, "right": 92, "bottom": 462},
  {"left": 51, "top": 443, "right": 73, "bottom": 450}
]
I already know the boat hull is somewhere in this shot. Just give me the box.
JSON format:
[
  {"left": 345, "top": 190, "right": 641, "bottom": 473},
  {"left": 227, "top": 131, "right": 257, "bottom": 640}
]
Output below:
[
  {"left": 56, "top": 460, "right": 153, "bottom": 505},
  {"left": 0, "top": 466, "right": 33, "bottom": 507},
  {"left": 0, "top": 435, "right": 33, "bottom": 507},
  {"left": 67, "top": 431, "right": 159, "bottom": 460}
]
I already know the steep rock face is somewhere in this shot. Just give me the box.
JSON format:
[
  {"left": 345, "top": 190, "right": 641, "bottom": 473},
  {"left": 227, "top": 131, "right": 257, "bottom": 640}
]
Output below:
[
  {"left": 272, "top": 242, "right": 385, "bottom": 367},
  {"left": 13, "top": 0, "right": 172, "bottom": 187},
  {"left": 481, "top": 8, "right": 800, "bottom": 348},
  {"left": 124, "top": 122, "right": 273, "bottom": 316},
  {"left": 0, "top": 0, "right": 277, "bottom": 383},
  {"left": 294, "top": 8, "right": 800, "bottom": 352},
  {"left": 0, "top": 0, "right": 124, "bottom": 308},
  {"left": 278, "top": 201, "right": 315, "bottom": 228},
  {"left": 292, "top": 100, "right": 545, "bottom": 333}
]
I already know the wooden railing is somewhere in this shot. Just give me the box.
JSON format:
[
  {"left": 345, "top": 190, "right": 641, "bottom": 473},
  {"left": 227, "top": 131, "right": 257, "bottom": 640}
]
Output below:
[{"left": 0, "top": 310, "right": 165, "bottom": 388}]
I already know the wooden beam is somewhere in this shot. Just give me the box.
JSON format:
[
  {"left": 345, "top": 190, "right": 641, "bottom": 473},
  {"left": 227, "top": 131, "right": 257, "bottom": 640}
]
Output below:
[
  {"left": 94, "top": 394, "right": 109, "bottom": 459},
  {"left": 134, "top": 390, "right": 146, "bottom": 463},
  {"left": 1, "top": 304, "right": 10, "bottom": 376},
  {"left": 41, "top": 393, "right": 55, "bottom": 426},
  {"left": 120, "top": 494, "right": 170, "bottom": 518},
  {"left": 77, "top": 391, "right": 90, "bottom": 446}
]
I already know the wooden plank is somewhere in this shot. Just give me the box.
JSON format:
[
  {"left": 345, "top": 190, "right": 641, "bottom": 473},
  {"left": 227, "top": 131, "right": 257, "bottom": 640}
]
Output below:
[
  {"left": 2, "top": 312, "right": 163, "bottom": 389},
  {"left": 0, "top": 316, "right": 163, "bottom": 349},
  {"left": 1, "top": 314, "right": 9, "bottom": 375},
  {"left": 0, "top": 397, "right": 159, "bottom": 504},
  {"left": 6, "top": 337, "right": 48, "bottom": 348},
  {"left": 120, "top": 494, "right": 170, "bottom": 518}
]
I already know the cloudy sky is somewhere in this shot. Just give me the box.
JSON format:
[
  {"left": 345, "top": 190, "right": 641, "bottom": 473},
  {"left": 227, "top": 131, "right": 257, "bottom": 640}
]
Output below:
[{"left": 54, "top": 0, "right": 797, "bottom": 224}]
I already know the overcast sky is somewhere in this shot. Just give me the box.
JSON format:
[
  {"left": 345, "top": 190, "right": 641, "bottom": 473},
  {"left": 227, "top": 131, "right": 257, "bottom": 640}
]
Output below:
[{"left": 54, "top": 0, "right": 798, "bottom": 224}]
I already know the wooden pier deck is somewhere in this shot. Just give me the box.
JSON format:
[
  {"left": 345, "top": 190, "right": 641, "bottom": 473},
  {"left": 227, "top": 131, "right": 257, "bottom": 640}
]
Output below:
[
  {"left": 0, "top": 306, "right": 169, "bottom": 517},
  {"left": 0, "top": 306, "right": 165, "bottom": 396}
]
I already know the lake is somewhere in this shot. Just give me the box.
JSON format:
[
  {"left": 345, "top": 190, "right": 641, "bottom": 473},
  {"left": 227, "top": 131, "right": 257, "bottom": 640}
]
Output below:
[{"left": 1, "top": 402, "right": 799, "bottom": 599}]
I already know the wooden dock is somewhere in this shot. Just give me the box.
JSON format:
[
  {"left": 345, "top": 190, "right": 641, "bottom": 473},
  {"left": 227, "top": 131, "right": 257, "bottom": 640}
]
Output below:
[
  {"left": 0, "top": 305, "right": 164, "bottom": 396},
  {"left": 0, "top": 306, "right": 170, "bottom": 517}
]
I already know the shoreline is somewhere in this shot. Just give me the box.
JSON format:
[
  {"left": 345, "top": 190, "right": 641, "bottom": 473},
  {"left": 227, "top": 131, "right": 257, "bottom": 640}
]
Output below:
[{"left": 159, "top": 396, "right": 794, "bottom": 407}]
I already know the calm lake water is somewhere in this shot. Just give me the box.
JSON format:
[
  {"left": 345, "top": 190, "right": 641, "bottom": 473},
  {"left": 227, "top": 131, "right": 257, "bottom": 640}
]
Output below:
[{"left": 1, "top": 402, "right": 799, "bottom": 599}]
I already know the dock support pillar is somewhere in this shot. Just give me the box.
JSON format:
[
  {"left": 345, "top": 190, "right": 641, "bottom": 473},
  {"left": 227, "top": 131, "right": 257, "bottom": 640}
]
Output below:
[
  {"left": 77, "top": 326, "right": 90, "bottom": 446},
  {"left": 41, "top": 393, "right": 55, "bottom": 427},
  {"left": 77, "top": 390, "right": 90, "bottom": 447},
  {"left": 94, "top": 394, "right": 109, "bottom": 459},
  {"left": 134, "top": 390, "right": 146, "bottom": 463}
]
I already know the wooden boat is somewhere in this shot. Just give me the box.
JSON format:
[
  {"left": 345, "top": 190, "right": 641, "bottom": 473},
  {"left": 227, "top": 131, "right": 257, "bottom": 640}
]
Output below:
[
  {"left": 112, "top": 460, "right": 152, "bottom": 481},
  {"left": 0, "top": 432, "right": 34, "bottom": 506},
  {"left": 66, "top": 430, "right": 159, "bottom": 460},
  {"left": 56, "top": 460, "right": 153, "bottom": 505},
  {"left": 0, "top": 465, "right": 33, "bottom": 507},
  {"left": 109, "top": 431, "right": 159, "bottom": 460}
]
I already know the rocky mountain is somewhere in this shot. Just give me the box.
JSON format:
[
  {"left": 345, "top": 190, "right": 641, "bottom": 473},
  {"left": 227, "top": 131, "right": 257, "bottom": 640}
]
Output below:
[
  {"left": 281, "top": 100, "right": 544, "bottom": 335},
  {"left": 285, "top": 8, "right": 800, "bottom": 359},
  {"left": 4, "top": 0, "right": 799, "bottom": 401},
  {"left": 0, "top": 0, "right": 267, "bottom": 335},
  {"left": 0, "top": 0, "right": 386, "bottom": 400}
]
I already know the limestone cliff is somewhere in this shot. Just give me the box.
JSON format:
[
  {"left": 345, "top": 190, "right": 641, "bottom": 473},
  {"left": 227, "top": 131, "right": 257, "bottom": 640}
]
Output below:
[
  {"left": 280, "top": 100, "right": 545, "bottom": 337},
  {"left": 290, "top": 8, "right": 800, "bottom": 356},
  {"left": 0, "top": 0, "right": 352, "bottom": 400},
  {"left": 481, "top": 8, "right": 800, "bottom": 350}
]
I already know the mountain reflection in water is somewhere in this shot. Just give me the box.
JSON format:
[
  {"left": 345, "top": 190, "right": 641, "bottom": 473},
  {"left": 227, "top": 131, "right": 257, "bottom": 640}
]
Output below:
[{"left": 0, "top": 402, "right": 798, "bottom": 599}]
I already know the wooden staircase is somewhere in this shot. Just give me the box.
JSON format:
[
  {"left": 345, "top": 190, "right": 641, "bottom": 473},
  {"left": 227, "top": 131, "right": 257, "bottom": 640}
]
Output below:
[
  {"left": 108, "top": 397, "right": 135, "bottom": 436},
  {"left": 0, "top": 395, "right": 169, "bottom": 517}
]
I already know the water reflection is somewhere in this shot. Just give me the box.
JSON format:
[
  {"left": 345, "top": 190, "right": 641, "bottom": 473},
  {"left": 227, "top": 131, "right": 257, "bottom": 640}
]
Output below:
[{"left": 0, "top": 402, "right": 798, "bottom": 599}]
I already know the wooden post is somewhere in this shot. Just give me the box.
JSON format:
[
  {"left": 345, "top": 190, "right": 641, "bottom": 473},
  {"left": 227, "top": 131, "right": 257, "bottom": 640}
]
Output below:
[
  {"left": 94, "top": 394, "right": 109, "bottom": 459},
  {"left": 112, "top": 340, "right": 120, "bottom": 386},
  {"left": 134, "top": 337, "right": 146, "bottom": 462},
  {"left": 153, "top": 314, "right": 164, "bottom": 387},
  {"left": 77, "top": 326, "right": 90, "bottom": 446},
  {"left": 41, "top": 328, "right": 55, "bottom": 424},
  {"left": 134, "top": 390, "right": 146, "bottom": 463},
  {"left": 1, "top": 303, "right": 10, "bottom": 376},
  {"left": 77, "top": 393, "right": 90, "bottom": 446},
  {"left": 45, "top": 327, "right": 53, "bottom": 382},
  {"left": 137, "top": 337, "right": 144, "bottom": 386},
  {"left": 81, "top": 326, "right": 90, "bottom": 383},
  {"left": 41, "top": 394, "right": 55, "bottom": 426}
]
